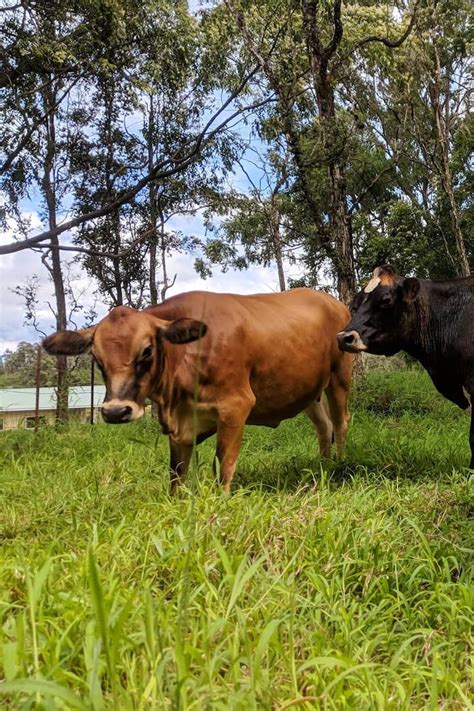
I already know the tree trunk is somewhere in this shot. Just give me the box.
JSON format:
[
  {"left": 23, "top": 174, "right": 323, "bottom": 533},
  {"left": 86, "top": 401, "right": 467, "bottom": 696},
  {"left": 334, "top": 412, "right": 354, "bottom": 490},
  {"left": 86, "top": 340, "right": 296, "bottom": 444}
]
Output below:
[
  {"left": 441, "top": 167, "right": 470, "bottom": 276},
  {"left": 329, "top": 162, "right": 356, "bottom": 303},
  {"left": 286, "top": 1, "right": 356, "bottom": 303},
  {"left": 160, "top": 212, "right": 170, "bottom": 302},
  {"left": 147, "top": 94, "right": 159, "bottom": 305},
  {"left": 42, "top": 81, "right": 69, "bottom": 423},
  {"left": 430, "top": 45, "right": 470, "bottom": 276},
  {"left": 313, "top": 68, "right": 356, "bottom": 303},
  {"left": 269, "top": 195, "right": 286, "bottom": 291},
  {"left": 149, "top": 240, "right": 158, "bottom": 305},
  {"left": 112, "top": 209, "right": 123, "bottom": 305},
  {"left": 274, "top": 237, "right": 286, "bottom": 292}
]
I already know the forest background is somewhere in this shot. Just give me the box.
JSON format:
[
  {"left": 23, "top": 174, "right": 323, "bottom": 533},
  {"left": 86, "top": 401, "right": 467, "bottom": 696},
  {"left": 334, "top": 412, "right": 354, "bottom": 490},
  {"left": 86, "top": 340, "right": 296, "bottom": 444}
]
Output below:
[{"left": 1, "top": 0, "right": 472, "bottom": 407}]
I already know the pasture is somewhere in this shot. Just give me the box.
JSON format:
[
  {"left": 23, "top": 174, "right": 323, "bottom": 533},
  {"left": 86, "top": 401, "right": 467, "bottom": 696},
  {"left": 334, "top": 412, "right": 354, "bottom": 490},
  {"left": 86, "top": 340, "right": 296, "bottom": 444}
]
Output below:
[{"left": 0, "top": 370, "right": 472, "bottom": 709}]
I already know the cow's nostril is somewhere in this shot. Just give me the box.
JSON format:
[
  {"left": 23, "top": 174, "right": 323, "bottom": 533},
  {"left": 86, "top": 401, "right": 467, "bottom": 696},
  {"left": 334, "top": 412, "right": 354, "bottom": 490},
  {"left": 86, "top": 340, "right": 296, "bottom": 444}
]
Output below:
[
  {"left": 343, "top": 333, "right": 355, "bottom": 344},
  {"left": 102, "top": 404, "right": 133, "bottom": 424}
]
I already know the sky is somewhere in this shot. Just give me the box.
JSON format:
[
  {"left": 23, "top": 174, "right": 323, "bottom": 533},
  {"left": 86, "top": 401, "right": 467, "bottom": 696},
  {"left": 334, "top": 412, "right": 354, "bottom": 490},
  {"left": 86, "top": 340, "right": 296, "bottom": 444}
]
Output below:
[
  {"left": 0, "top": 209, "right": 302, "bottom": 353},
  {"left": 0, "top": 0, "right": 301, "bottom": 354}
]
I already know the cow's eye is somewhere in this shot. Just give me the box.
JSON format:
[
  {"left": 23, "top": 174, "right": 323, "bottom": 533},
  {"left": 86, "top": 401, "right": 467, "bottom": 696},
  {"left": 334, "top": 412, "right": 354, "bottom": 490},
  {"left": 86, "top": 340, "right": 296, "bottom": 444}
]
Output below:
[
  {"left": 379, "top": 294, "right": 393, "bottom": 309},
  {"left": 141, "top": 345, "right": 153, "bottom": 360}
]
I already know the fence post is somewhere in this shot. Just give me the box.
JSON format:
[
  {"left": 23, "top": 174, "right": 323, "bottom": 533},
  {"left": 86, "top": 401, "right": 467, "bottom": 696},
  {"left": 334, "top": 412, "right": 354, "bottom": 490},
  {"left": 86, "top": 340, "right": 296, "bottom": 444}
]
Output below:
[
  {"left": 34, "top": 344, "right": 42, "bottom": 432},
  {"left": 90, "top": 356, "right": 95, "bottom": 425}
]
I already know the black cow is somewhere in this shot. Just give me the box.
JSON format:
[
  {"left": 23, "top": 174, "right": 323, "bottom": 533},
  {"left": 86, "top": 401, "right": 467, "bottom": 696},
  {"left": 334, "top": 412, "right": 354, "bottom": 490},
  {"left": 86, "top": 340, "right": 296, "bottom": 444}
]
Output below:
[{"left": 337, "top": 265, "right": 474, "bottom": 469}]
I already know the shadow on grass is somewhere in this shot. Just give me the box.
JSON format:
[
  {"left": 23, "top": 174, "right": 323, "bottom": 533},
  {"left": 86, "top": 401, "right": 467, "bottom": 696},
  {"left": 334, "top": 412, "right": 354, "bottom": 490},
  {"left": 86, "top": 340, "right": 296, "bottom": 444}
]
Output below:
[{"left": 232, "top": 449, "right": 470, "bottom": 494}]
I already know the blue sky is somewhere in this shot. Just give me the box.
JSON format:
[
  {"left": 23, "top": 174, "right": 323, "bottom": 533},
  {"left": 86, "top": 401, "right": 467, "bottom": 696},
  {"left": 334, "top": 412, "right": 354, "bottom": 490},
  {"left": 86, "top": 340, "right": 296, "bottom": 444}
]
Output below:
[
  {"left": 0, "top": 198, "right": 306, "bottom": 352},
  {"left": 0, "top": 0, "right": 306, "bottom": 352},
  {"left": 0, "top": 96, "right": 304, "bottom": 350}
]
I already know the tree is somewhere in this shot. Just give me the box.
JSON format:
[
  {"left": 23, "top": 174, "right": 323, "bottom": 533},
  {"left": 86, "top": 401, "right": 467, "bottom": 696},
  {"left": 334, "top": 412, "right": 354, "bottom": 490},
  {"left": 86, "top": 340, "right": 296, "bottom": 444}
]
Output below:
[
  {"left": 0, "top": 342, "right": 93, "bottom": 388},
  {"left": 198, "top": 141, "right": 303, "bottom": 291},
  {"left": 1, "top": 2, "right": 93, "bottom": 420},
  {"left": 217, "top": 0, "right": 418, "bottom": 302},
  {"left": 70, "top": 67, "right": 150, "bottom": 307},
  {"left": 0, "top": 1, "right": 274, "bottom": 259},
  {"left": 408, "top": 0, "right": 472, "bottom": 275},
  {"left": 346, "top": 0, "right": 472, "bottom": 279}
]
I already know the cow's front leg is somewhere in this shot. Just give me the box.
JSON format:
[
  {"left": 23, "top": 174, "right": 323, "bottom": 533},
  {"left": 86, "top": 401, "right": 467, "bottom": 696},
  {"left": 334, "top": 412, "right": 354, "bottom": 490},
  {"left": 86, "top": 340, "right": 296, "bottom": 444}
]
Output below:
[
  {"left": 430, "top": 375, "right": 470, "bottom": 410},
  {"left": 469, "top": 399, "right": 474, "bottom": 470},
  {"left": 169, "top": 438, "right": 193, "bottom": 495},
  {"left": 215, "top": 420, "right": 246, "bottom": 494},
  {"left": 215, "top": 392, "right": 255, "bottom": 494}
]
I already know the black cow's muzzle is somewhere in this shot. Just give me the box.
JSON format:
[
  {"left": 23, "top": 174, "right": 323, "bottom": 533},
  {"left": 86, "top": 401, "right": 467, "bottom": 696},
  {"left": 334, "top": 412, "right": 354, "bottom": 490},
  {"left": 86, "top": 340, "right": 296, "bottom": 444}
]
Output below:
[
  {"left": 336, "top": 330, "right": 368, "bottom": 353},
  {"left": 101, "top": 404, "right": 133, "bottom": 424}
]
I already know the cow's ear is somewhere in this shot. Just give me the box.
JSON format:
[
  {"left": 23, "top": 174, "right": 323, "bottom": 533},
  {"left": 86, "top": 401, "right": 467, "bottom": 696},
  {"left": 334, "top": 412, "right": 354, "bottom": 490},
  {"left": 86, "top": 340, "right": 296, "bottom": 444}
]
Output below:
[
  {"left": 162, "top": 318, "right": 207, "bottom": 344},
  {"left": 43, "top": 326, "right": 96, "bottom": 355},
  {"left": 402, "top": 277, "right": 421, "bottom": 303}
]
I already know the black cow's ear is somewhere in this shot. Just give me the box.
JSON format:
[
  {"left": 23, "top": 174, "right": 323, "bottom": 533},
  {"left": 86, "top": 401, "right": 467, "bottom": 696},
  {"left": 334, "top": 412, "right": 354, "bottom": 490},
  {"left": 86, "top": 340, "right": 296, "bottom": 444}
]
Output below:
[
  {"left": 162, "top": 318, "right": 207, "bottom": 344},
  {"left": 402, "top": 277, "right": 421, "bottom": 303},
  {"left": 43, "top": 326, "right": 96, "bottom": 355}
]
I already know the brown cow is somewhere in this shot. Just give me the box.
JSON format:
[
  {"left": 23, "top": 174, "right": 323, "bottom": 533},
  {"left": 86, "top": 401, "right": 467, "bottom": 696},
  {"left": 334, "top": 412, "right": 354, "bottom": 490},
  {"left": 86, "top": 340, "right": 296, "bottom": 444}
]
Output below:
[{"left": 43, "top": 289, "right": 352, "bottom": 493}]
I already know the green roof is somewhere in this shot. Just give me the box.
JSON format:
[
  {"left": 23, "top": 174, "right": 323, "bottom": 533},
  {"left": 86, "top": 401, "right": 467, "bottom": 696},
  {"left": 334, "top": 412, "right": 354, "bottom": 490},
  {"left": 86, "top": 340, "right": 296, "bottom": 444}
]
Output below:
[{"left": 0, "top": 386, "right": 107, "bottom": 412}]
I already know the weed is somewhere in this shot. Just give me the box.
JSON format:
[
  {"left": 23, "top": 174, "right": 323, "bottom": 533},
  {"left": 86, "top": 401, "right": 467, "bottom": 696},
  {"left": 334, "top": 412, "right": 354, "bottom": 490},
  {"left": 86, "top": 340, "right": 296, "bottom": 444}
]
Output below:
[{"left": 0, "top": 371, "right": 472, "bottom": 709}]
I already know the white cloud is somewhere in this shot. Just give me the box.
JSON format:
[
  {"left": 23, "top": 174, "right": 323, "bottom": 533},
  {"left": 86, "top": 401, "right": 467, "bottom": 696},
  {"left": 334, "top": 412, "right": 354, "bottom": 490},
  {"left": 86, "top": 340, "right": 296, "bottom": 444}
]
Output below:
[{"left": 0, "top": 210, "right": 303, "bottom": 352}]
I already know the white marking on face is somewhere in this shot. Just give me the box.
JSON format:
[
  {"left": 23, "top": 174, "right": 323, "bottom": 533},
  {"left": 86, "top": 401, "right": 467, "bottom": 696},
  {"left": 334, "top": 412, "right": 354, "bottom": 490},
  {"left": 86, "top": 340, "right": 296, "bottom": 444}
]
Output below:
[{"left": 364, "top": 276, "right": 381, "bottom": 293}]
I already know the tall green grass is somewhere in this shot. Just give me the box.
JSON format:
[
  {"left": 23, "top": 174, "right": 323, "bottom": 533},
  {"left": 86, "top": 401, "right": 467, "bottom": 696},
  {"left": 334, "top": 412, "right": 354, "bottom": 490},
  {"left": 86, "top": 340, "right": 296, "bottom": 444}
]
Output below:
[{"left": 0, "top": 370, "right": 472, "bottom": 709}]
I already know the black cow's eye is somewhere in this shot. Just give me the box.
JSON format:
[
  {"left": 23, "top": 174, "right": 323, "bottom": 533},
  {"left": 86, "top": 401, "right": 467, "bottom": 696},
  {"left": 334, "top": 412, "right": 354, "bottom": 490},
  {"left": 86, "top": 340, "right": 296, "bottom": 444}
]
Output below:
[
  {"left": 142, "top": 345, "right": 153, "bottom": 360},
  {"left": 380, "top": 295, "right": 393, "bottom": 309}
]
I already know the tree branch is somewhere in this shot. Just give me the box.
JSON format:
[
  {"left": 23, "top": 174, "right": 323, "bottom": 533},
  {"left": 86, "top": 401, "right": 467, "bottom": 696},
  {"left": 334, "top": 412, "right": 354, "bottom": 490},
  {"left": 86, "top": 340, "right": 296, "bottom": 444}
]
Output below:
[
  {"left": 342, "top": 1, "right": 418, "bottom": 64},
  {"left": 0, "top": 65, "right": 272, "bottom": 256},
  {"left": 161, "top": 272, "right": 177, "bottom": 302},
  {"left": 30, "top": 225, "right": 158, "bottom": 259},
  {"left": 2, "top": 75, "right": 81, "bottom": 174},
  {"left": 322, "top": 0, "right": 343, "bottom": 66}
]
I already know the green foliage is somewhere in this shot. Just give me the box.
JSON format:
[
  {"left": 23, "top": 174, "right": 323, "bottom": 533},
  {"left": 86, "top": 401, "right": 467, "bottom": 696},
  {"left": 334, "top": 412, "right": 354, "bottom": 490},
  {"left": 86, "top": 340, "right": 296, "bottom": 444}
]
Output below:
[
  {"left": 0, "top": 342, "right": 95, "bottom": 387},
  {"left": 207, "top": 0, "right": 473, "bottom": 287},
  {"left": 0, "top": 371, "right": 472, "bottom": 707},
  {"left": 2, "top": 0, "right": 472, "bottom": 312},
  {"left": 357, "top": 202, "right": 436, "bottom": 279}
]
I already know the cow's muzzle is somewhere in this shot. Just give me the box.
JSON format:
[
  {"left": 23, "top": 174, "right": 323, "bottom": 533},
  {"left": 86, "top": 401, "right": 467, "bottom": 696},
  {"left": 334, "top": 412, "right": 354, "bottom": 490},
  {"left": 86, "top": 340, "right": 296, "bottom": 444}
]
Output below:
[
  {"left": 101, "top": 398, "right": 144, "bottom": 424},
  {"left": 337, "top": 330, "right": 368, "bottom": 353},
  {"left": 101, "top": 404, "right": 133, "bottom": 424}
]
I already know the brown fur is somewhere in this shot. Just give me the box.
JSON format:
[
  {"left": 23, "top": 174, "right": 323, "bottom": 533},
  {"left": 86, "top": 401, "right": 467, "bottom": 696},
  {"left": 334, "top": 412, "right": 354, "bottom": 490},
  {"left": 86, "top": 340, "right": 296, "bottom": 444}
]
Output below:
[{"left": 43, "top": 289, "right": 353, "bottom": 493}]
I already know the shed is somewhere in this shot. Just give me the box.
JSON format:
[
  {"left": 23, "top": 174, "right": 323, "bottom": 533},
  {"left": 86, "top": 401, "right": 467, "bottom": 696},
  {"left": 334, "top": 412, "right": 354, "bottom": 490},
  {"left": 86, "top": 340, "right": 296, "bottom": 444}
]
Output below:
[{"left": 0, "top": 385, "right": 107, "bottom": 430}]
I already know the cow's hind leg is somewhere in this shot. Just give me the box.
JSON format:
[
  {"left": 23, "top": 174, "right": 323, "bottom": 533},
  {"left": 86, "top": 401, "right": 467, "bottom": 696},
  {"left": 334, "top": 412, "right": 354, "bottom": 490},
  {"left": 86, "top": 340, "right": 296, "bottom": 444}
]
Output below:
[
  {"left": 325, "top": 357, "right": 352, "bottom": 459},
  {"left": 169, "top": 439, "right": 193, "bottom": 495},
  {"left": 305, "top": 397, "right": 333, "bottom": 460}
]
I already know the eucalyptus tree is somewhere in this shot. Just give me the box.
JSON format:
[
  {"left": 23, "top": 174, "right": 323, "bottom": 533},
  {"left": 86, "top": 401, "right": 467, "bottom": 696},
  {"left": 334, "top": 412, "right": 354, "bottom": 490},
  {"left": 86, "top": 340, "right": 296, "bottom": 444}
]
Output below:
[
  {"left": 198, "top": 140, "right": 306, "bottom": 291},
  {"left": 343, "top": 0, "right": 472, "bottom": 279},
  {"left": 1, "top": 0, "right": 111, "bottom": 420},
  {"left": 214, "top": 0, "right": 418, "bottom": 301},
  {"left": 128, "top": 0, "right": 254, "bottom": 304},
  {"left": 70, "top": 69, "right": 149, "bottom": 308},
  {"left": 398, "top": 0, "right": 472, "bottom": 275},
  {"left": 68, "top": 0, "right": 231, "bottom": 307}
]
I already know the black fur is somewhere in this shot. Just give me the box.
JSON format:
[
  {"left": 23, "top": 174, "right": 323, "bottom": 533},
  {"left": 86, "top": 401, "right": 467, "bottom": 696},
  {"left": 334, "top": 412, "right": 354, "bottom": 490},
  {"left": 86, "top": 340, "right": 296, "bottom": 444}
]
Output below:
[
  {"left": 163, "top": 318, "right": 207, "bottom": 344},
  {"left": 341, "top": 269, "right": 474, "bottom": 468}
]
